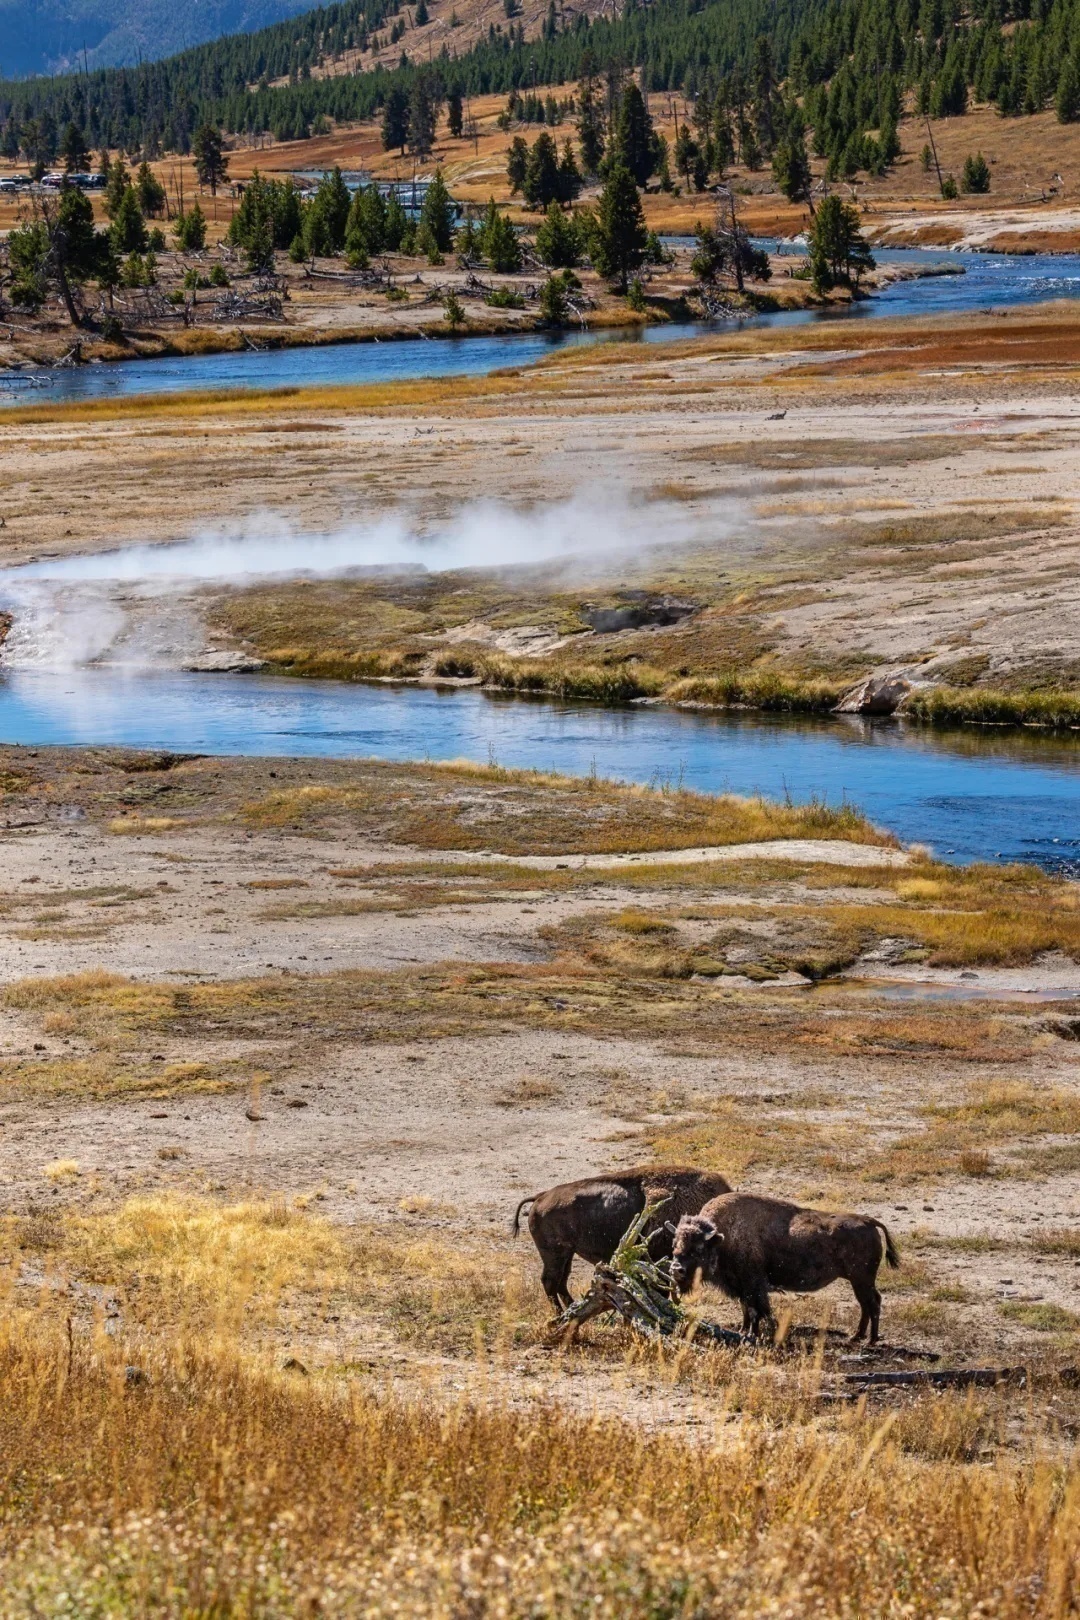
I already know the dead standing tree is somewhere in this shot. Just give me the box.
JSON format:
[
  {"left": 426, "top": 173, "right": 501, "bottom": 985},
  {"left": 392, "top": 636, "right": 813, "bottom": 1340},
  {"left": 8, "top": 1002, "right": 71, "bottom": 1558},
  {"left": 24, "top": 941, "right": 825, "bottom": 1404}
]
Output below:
[{"left": 690, "top": 186, "right": 772, "bottom": 317}]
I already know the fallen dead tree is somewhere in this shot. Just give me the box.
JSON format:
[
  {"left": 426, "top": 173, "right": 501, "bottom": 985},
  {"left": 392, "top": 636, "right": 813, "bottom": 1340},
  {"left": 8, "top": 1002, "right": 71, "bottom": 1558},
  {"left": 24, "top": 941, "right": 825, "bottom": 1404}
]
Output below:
[
  {"left": 210, "top": 291, "right": 284, "bottom": 323},
  {"left": 548, "top": 1200, "right": 750, "bottom": 1346},
  {"left": 547, "top": 1205, "right": 1059, "bottom": 1397}
]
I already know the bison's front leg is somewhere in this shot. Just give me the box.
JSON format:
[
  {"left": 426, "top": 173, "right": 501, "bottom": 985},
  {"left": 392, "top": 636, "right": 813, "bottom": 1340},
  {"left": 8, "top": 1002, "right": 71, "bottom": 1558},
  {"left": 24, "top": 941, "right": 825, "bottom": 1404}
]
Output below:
[{"left": 742, "top": 1283, "right": 775, "bottom": 1342}]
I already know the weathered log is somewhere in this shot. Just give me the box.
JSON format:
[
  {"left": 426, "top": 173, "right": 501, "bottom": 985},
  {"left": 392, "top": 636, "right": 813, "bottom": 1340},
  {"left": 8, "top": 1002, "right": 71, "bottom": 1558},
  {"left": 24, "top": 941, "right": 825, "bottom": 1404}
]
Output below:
[{"left": 845, "top": 1366, "right": 1028, "bottom": 1390}]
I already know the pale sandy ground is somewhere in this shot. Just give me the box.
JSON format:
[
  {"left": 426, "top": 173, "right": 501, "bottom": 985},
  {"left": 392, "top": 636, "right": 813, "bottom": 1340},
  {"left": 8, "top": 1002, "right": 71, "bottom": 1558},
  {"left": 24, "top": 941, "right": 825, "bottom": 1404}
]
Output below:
[
  {"left": 3, "top": 327, "right": 1080, "bottom": 688},
  {"left": 2, "top": 813, "right": 1080, "bottom": 1381}
]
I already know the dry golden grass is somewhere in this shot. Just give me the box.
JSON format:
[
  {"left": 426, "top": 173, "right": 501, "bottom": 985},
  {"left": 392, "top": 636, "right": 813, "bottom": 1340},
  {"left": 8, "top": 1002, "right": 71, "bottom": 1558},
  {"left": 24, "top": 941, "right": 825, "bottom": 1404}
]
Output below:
[
  {"left": 2, "top": 951, "right": 1038, "bottom": 1085},
  {"left": 240, "top": 763, "right": 884, "bottom": 855},
  {"left": 3, "top": 1306, "right": 1080, "bottom": 1617},
  {"left": 650, "top": 1078, "right": 1080, "bottom": 1190}
]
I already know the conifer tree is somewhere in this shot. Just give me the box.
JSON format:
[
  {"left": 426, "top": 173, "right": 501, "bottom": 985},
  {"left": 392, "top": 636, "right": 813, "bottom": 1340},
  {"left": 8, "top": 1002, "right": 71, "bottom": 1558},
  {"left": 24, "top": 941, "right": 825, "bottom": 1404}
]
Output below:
[
  {"left": 577, "top": 52, "right": 605, "bottom": 174},
  {"left": 772, "top": 130, "right": 812, "bottom": 204},
  {"left": 110, "top": 185, "right": 147, "bottom": 253},
  {"left": 1056, "top": 60, "right": 1080, "bottom": 123},
  {"left": 192, "top": 123, "right": 228, "bottom": 195},
  {"left": 611, "top": 82, "right": 655, "bottom": 188},
  {"left": 381, "top": 87, "right": 409, "bottom": 154},
  {"left": 535, "top": 199, "right": 580, "bottom": 267},
  {"left": 590, "top": 162, "right": 647, "bottom": 291},
  {"left": 507, "top": 135, "right": 528, "bottom": 194},
  {"left": 480, "top": 199, "right": 521, "bottom": 273},
  {"left": 61, "top": 121, "right": 90, "bottom": 172},
  {"left": 523, "top": 131, "right": 560, "bottom": 207},
  {"left": 447, "top": 91, "right": 464, "bottom": 139},
  {"left": 420, "top": 170, "right": 455, "bottom": 253}
]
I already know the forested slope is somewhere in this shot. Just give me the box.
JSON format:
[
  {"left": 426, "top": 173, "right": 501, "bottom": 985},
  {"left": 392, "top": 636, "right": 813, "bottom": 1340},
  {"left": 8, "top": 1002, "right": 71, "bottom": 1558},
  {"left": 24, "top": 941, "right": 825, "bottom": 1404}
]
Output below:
[
  {"left": 2, "top": 0, "right": 1078, "bottom": 170},
  {"left": 0, "top": 0, "right": 338, "bottom": 78}
]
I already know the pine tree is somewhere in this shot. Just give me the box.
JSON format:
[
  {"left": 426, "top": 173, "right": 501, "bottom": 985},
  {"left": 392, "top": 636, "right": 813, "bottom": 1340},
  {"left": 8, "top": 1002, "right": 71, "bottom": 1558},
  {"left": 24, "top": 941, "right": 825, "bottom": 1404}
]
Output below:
[
  {"left": 420, "top": 170, "right": 455, "bottom": 253},
  {"left": 1056, "top": 60, "right": 1080, "bottom": 123},
  {"left": 192, "top": 123, "right": 228, "bottom": 195},
  {"left": 557, "top": 139, "right": 582, "bottom": 203},
  {"left": 507, "top": 135, "right": 528, "bottom": 194},
  {"left": 577, "top": 52, "right": 605, "bottom": 174},
  {"left": 591, "top": 162, "right": 647, "bottom": 291},
  {"left": 381, "top": 87, "right": 410, "bottom": 154},
  {"left": 384, "top": 192, "right": 408, "bottom": 249},
  {"left": 772, "top": 130, "right": 812, "bottom": 204},
  {"left": 408, "top": 70, "right": 442, "bottom": 157},
  {"left": 346, "top": 184, "right": 388, "bottom": 260},
  {"left": 961, "top": 151, "right": 990, "bottom": 193},
  {"left": 61, "top": 121, "right": 90, "bottom": 172},
  {"left": 480, "top": 199, "right": 521, "bottom": 272},
  {"left": 808, "top": 194, "right": 875, "bottom": 292},
  {"left": 135, "top": 161, "right": 166, "bottom": 217},
  {"left": 612, "top": 82, "right": 654, "bottom": 188},
  {"left": 104, "top": 157, "right": 128, "bottom": 219},
  {"left": 535, "top": 199, "right": 581, "bottom": 267},
  {"left": 447, "top": 91, "right": 464, "bottom": 139},
  {"left": 174, "top": 200, "right": 206, "bottom": 250},
  {"left": 312, "top": 166, "right": 351, "bottom": 250},
  {"left": 110, "top": 185, "right": 147, "bottom": 253},
  {"left": 539, "top": 273, "right": 569, "bottom": 325},
  {"left": 523, "top": 131, "right": 560, "bottom": 207}
]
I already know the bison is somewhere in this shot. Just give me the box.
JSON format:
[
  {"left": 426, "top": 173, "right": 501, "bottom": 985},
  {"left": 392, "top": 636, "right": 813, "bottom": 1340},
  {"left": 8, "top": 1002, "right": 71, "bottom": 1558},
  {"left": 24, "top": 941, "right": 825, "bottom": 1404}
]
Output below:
[
  {"left": 670, "top": 1192, "right": 900, "bottom": 1343},
  {"left": 512, "top": 1166, "right": 732, "bottom": 1313}
]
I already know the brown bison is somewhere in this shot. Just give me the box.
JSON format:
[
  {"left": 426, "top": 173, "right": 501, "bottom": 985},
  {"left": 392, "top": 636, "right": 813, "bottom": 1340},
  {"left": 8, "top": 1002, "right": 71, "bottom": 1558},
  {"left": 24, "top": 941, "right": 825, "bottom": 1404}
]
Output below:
[
  {"left": 670, "top": 1192, "right": 900, "bottom": 1343},
  {"left": 513, "top": 1166, "right": 732, "bottom": 1312}
]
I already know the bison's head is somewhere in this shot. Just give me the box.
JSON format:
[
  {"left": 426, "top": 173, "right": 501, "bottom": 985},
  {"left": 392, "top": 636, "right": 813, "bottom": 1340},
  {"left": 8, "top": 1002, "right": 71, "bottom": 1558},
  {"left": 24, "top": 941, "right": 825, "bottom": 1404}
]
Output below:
[{"left": 669, "top": 1214, "right": 721, "bottom": 1296}]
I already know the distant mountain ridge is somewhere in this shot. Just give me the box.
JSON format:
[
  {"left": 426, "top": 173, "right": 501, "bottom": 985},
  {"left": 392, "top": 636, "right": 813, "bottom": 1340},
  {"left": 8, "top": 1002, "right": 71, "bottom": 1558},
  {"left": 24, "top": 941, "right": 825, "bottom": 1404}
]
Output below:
[{"left": 0, "top": 0, "right": 326, "bottom": 76}]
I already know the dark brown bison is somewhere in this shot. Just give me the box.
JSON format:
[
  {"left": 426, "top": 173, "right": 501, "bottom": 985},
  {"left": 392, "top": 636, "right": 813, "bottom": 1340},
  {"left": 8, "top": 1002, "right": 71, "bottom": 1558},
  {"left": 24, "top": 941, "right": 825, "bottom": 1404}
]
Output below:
[
  {"left": 513, "top": 1166, "right": 732, "bottom": 1313},
  {"left": 670, "top": 1192, "right": 900, "bottom": 1343}
]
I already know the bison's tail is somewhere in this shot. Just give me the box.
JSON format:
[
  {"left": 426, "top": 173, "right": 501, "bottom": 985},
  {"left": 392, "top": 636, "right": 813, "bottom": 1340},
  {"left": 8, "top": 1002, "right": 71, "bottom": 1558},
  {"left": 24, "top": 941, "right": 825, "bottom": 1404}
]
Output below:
[
  {"left": 874, "top": 1220, "right": 900, "bottom": 1270},
  {"left": 511, "top": 1196, "right": 537, "bottom": 1238}
]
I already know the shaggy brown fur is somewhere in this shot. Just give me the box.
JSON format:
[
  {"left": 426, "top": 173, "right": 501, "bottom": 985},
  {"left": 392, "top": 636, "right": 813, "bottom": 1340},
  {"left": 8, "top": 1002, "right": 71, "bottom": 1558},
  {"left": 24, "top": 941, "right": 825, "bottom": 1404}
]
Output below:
[
  {"left": 671, "top": 1192, "right": 900, "bottom": 1343},
  {"left": 513, "top": 1166, "right": 732, "bottom": 1312}
]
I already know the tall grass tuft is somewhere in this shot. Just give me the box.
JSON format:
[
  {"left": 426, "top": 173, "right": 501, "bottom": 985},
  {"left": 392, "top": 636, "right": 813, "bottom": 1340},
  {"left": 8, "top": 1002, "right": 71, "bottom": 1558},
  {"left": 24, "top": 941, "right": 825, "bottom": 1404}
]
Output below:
[
  {"left": 3, "top": 1318, "right": 1080, "bottom": 1617},
  {"left": 904, "top": 685, "right": 1080, "bottom": 729},
  {"left": 666, "top": 671, "right": 848, "bottom": 713}
]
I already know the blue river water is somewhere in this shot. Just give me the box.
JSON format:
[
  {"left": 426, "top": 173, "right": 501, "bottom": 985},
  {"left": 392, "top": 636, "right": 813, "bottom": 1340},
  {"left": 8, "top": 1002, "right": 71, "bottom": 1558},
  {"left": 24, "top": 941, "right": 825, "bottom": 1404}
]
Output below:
[
  {"left": 3, "top": 245, "right": 1079, "bottom": 864},
  {"left": 3, "top": 247, "right": 1079, "bottom": 407},
  {"left": 1, "top": 669, "right": 1078, "bottom": 869}
]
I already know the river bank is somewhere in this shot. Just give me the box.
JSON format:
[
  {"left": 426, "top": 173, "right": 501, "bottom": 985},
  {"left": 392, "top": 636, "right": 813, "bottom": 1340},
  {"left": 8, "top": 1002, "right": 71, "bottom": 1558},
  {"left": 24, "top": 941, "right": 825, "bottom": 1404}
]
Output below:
[
  {"left": 0, "top": 238, "right": 862, "bottom": 375},
  {"left": 3, "top": 305, "right": 1080, "bottom": 741}
]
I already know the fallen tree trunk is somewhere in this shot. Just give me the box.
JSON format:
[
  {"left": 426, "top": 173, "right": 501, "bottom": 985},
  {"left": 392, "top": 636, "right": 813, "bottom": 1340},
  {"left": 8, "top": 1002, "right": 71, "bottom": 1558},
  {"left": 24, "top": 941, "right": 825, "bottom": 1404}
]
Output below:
[{"left": 845, "top": 1367, "right": 1028, "bottom": 1390}]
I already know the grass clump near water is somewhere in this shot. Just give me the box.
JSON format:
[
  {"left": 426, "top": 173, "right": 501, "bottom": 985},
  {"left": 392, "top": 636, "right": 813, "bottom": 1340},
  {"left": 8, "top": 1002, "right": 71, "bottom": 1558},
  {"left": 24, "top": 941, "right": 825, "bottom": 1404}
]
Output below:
[
  {"left": 904, "top": 685, "right": 1080, "bottom": 729},
  {"left": 666, "top": 671, "right": 848, "bottom": 714}
]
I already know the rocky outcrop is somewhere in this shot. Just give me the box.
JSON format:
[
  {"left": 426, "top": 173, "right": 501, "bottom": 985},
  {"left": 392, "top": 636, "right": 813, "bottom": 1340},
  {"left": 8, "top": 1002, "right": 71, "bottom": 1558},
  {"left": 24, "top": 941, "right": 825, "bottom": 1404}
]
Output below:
[
  {"left": 835, "top": 671, "right": 913, "bottom": 716},
  {"left": 183, "top": 650, "right": 266, "bottom": 673},
  {"left": 580, "top": 596, "right": 698, "bottom": 634}
]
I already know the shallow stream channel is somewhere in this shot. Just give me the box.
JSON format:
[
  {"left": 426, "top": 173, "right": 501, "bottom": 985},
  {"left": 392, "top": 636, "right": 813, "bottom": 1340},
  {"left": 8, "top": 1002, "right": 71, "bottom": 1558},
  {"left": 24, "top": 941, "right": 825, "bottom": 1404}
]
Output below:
[
  {"left": 1, "top": 668, "right": 1078, "bottom": 872},
  {"left": 3, "top": 247, "right": 1080, "bottom": 867},
  {"left": 3, "top": 248, "right": 1080, "bottom": 407}
]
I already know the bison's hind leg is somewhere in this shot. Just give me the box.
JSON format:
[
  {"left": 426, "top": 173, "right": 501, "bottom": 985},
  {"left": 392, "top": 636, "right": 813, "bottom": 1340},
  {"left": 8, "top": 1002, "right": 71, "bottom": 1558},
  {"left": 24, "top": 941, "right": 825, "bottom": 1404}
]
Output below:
[
  {"left": 851, "top": 1279, "right": 882, "bottom": 1344},
  {"left": 539, "top": 1248, "right": 575, "bottom": 1315}
]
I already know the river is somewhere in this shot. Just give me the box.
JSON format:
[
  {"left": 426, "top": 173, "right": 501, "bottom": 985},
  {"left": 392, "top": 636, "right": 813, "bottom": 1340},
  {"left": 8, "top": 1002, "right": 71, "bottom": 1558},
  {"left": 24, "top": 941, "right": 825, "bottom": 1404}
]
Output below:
[
  {"left": 3, "top": 245, "right": 1080, "bottom": 865},
  {"left": 1, "top": 668, "right": 1078, "bottom": 870},
  {"left": 3, "top": 247, "right": 1079, "bottom": 408}
]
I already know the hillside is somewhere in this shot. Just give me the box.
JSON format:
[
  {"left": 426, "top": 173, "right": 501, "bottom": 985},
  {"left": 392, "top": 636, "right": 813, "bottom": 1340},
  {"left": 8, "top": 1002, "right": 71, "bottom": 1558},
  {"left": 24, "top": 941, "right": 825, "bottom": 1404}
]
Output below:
[
  {"left": 0, "top": 0, "right": 338, "bottom": 77},
  {"left": 2, "top": 0, "right": 1080, "bottom": 222}
]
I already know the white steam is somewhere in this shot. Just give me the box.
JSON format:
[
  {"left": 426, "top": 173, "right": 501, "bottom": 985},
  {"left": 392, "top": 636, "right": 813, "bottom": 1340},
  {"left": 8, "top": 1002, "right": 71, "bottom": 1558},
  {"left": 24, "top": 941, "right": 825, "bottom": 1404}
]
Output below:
[{"left": 0, "top": 490, "right": 723, "bottom": 671}]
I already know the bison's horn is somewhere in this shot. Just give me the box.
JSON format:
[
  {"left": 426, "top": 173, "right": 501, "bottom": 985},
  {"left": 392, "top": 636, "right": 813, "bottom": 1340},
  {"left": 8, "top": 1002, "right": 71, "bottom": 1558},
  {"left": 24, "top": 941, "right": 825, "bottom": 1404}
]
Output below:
[
  {"left": 664, "top": 1219, "right": 678, "bottom": 1235},
  {"left": 701, "top": 1220, "right": 719, "bottom": 1243}
]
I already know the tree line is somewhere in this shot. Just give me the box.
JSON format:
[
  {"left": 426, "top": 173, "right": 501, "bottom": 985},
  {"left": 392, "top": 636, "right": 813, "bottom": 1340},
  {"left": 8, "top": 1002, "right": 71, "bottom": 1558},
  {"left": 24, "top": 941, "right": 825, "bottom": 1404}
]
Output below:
[{"left": 3, "top": 0, "right": 1080, "bottom": 201}]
